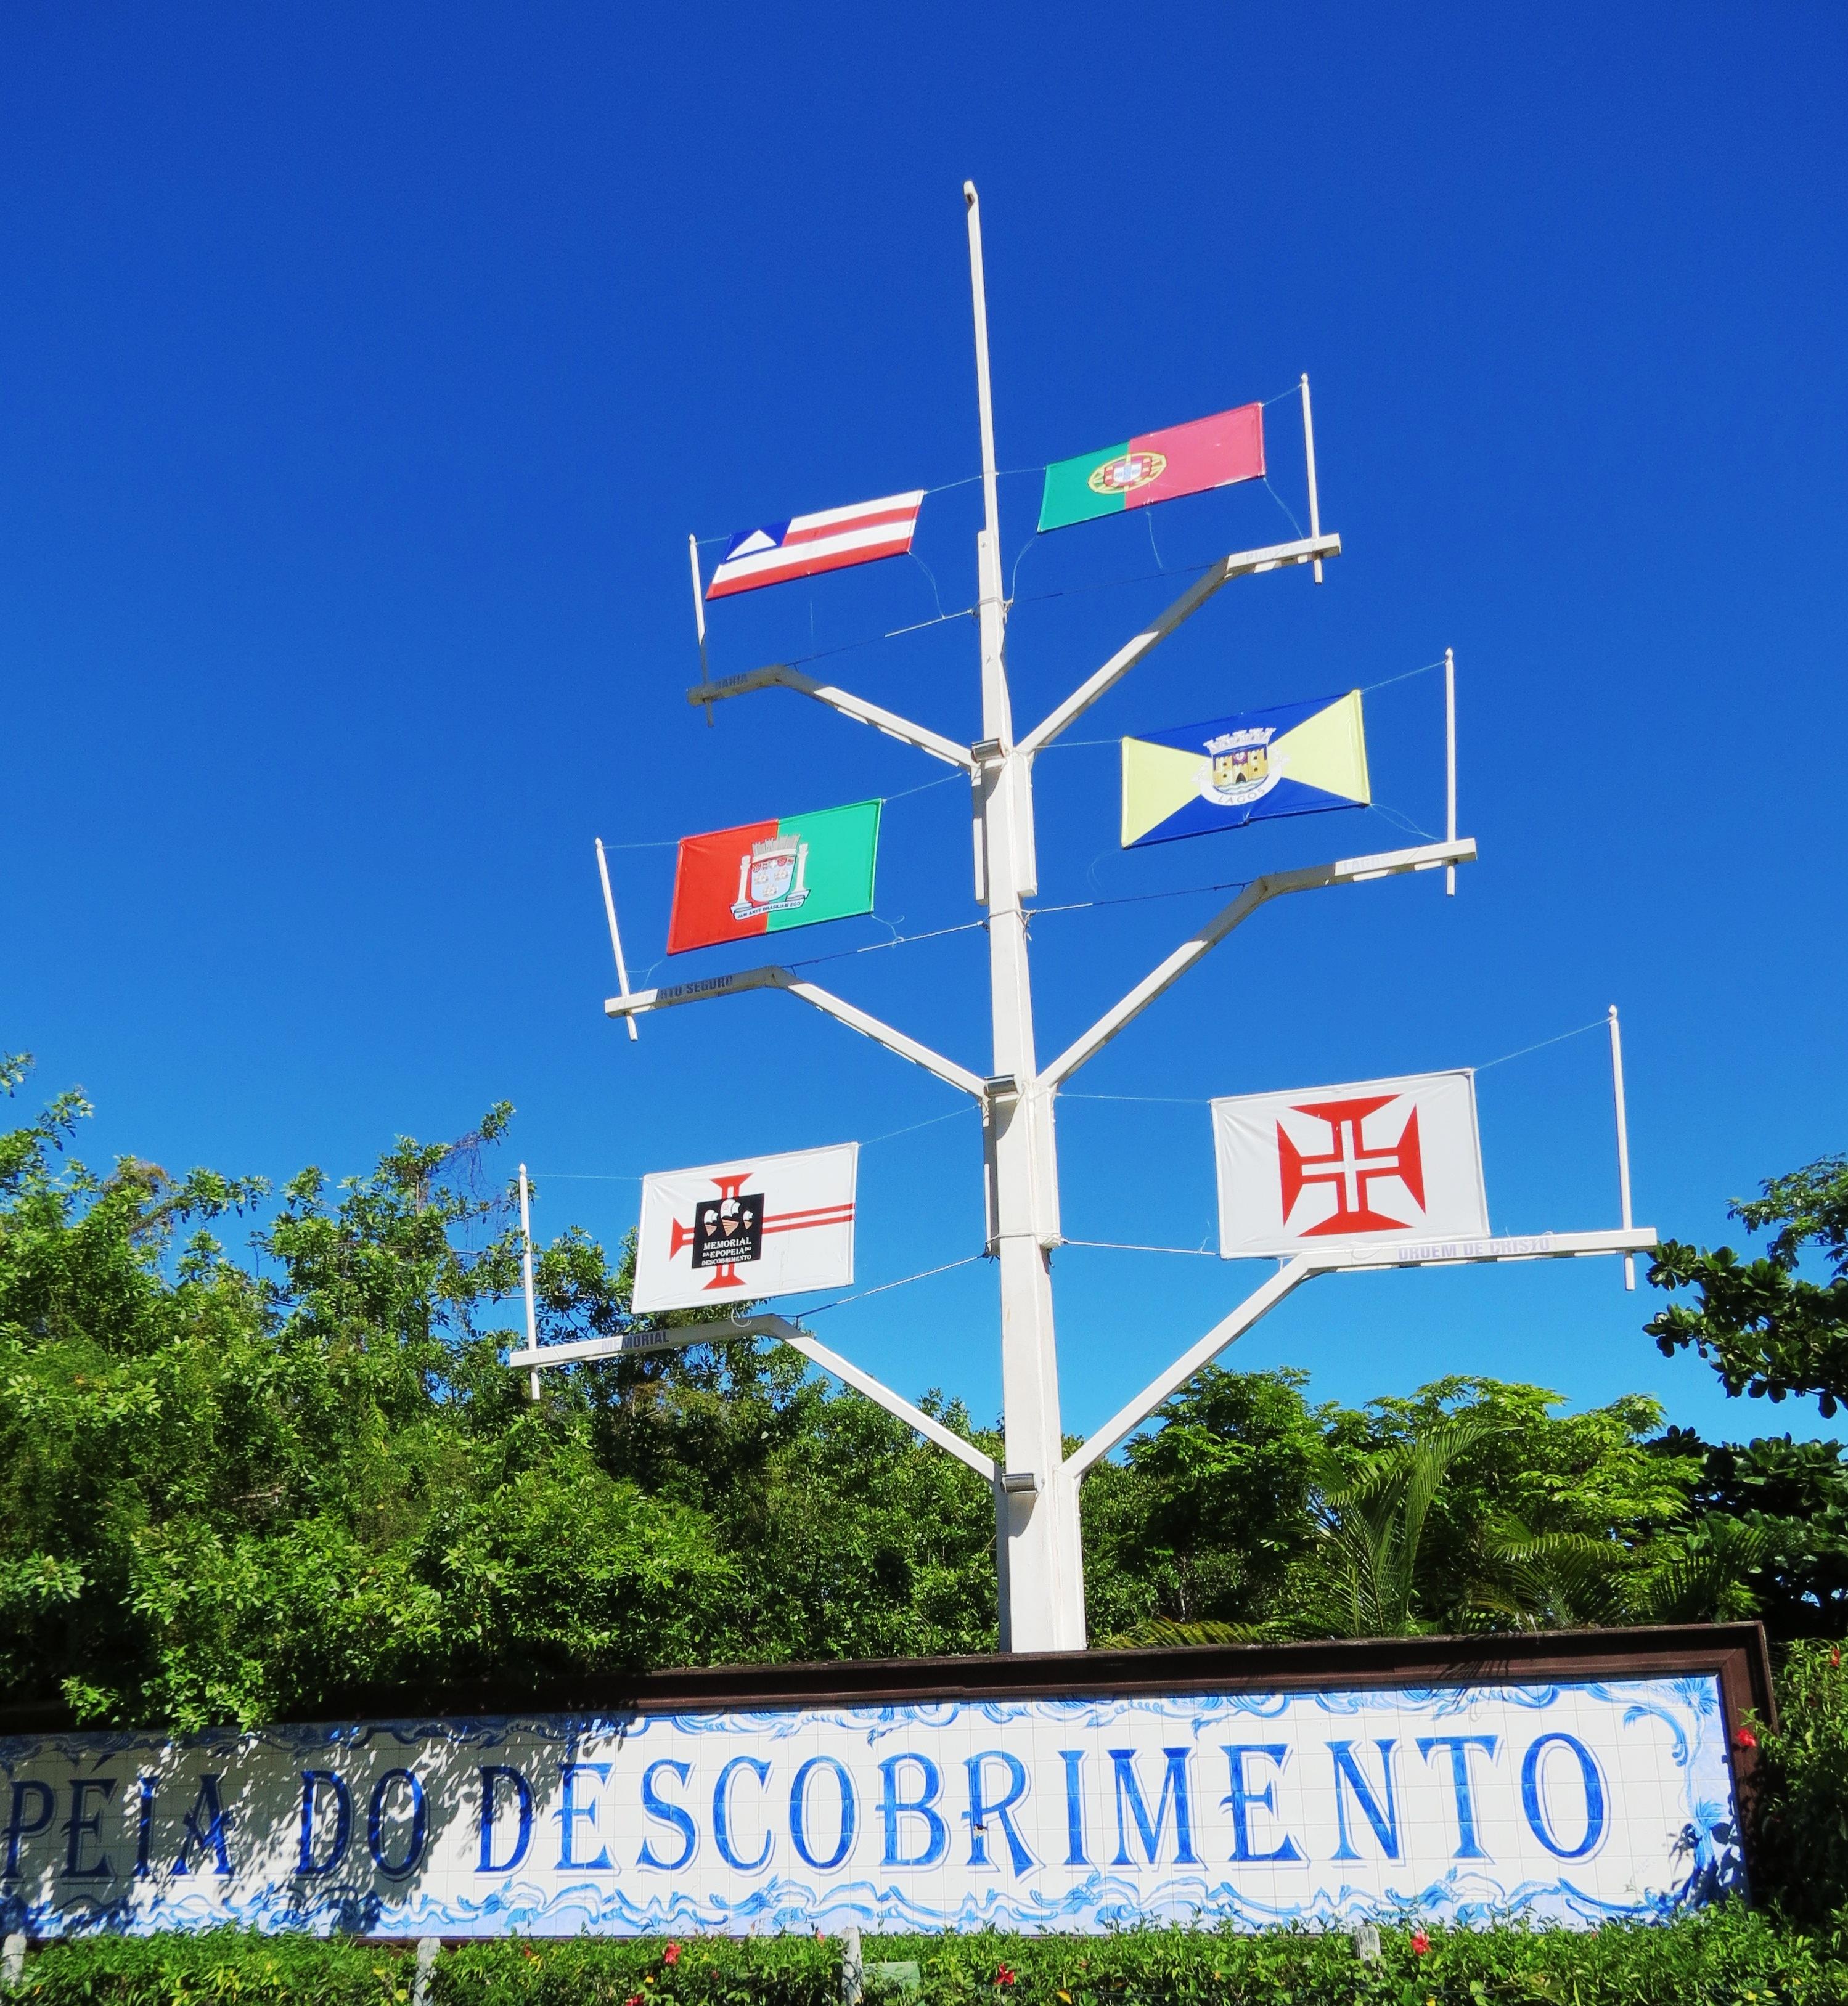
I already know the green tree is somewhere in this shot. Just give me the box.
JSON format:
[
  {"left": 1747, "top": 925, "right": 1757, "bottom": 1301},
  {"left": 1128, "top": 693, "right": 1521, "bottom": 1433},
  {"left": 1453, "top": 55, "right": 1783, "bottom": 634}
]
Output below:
[{"left": 1649, "top": 1152, "right": 1848, "bottom": 1416}]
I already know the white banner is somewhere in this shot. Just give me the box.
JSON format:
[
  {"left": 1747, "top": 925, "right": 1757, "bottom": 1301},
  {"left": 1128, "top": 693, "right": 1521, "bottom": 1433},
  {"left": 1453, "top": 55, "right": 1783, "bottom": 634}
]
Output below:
[
  {"left": 1212, "top": 1070, "right": 1488, "bottom": 1258},
  {"left": 0, "top": 1674, "right": 1740, "bottom": 1936},
  {"left": 631, "top": 1143, "right": 857, "bottom": 1314}
]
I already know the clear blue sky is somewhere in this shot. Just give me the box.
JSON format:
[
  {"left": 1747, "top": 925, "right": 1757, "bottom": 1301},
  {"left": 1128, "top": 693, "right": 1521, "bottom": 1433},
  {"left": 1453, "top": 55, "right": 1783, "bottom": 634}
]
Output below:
[{"left": 4, "top": 4, "right": 1843, "bottom": 1449}]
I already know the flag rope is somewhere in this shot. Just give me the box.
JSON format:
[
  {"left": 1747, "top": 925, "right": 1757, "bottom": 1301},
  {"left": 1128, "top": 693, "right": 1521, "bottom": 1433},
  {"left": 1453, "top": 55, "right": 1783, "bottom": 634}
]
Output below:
[
  {"left": 1059, "top": 1236, "right": 1216, "bottom": 1258},
  {"left": 801, "top": 1251, "right": 987, "bottom": 1317}
]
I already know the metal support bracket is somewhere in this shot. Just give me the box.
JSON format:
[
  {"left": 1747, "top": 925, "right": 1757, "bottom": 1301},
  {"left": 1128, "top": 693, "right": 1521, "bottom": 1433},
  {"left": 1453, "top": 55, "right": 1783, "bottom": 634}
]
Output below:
[
  {"left": 687, "top": 663, "right": 975, "bottom": 772},
  {"left": 607, "top": 964, "right": 987, "bottom": 1099},
  {"left": 1063, "top": 1224, "right": 1659, "bottom": 1483},
  {"left": 1040, "top": 836, "right": 1476, "bottom": 1093},
  {"left": 1019, "top": 532, "right": 1343, "bottom": 757}
]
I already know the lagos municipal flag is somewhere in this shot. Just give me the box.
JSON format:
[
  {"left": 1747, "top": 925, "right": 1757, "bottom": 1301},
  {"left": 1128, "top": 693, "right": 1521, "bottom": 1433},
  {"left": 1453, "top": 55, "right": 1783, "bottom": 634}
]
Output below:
[
  {"left": 1121, "top": 691, "right": 1370, "bottom": 848},
  {"left": 666, "top": 799, "right": 881, "bottom": 955},
  {"left": 1038, "top": 402, "right": 1264, "bottom": 532}
]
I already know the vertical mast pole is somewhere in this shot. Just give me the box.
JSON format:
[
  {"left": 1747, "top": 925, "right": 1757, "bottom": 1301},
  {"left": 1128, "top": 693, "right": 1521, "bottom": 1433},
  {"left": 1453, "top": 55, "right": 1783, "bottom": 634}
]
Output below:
[
  {"left": 1299, "top": 374, "right": 1323, "bottom": 585},
  {"left": 963, "top": 181, "right": 1083, "bottom": 1652},
  {"left": 1608, "top": 1006, "right": 1636, "bottom": 1292},
  {"left": 595, "top": 839, "right": 640, "bottom": 1042},
  {"left": 1444, "top": 646, "right": 1458, "bottom": 898},
  {"left": 518, "top": 1163, "right": 541, "bottom": 1397}
]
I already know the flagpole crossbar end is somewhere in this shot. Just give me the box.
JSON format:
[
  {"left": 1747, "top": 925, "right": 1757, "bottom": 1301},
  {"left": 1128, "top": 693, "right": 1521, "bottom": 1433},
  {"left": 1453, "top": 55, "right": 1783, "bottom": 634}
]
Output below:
[{"left": 1312, "top": 1226, "right": 1657, "bottom": 1273}]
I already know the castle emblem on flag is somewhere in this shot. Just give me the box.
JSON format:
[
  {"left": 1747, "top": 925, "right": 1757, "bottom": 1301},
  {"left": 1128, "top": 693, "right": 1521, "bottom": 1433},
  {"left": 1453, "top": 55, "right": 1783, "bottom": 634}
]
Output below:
[
  {"left": 732, "top": 831, "right": 811, "bottom": 921},
  {"left": 1211, "top": 1071, "right": 1489, "bottom": 1257},
  {"left": 1088, "top": 449, "right": 1167, "bottom": 497},
  {"left": 1207, "top": 726, "right": 1276, "bottom": 804}
]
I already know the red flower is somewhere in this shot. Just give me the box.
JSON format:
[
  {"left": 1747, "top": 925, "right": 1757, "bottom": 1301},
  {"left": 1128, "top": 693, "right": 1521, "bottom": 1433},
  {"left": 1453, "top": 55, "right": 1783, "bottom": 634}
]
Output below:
[
  {"left": 1832, "top": 1650, "right": 1841, "bottom": 1668},
  {"left": 627, "top": 1996, "right": 643, "bottom": 2005},
  {"left": 1735, "top": 1727, "right": 1759, "bottom": 1750},
  {"left": 1410, "top": 1930, "right": 1431, "bottom": 1956},
  {"left": 663, "top": 1943, "right": 682, "bottom": 1967},
  {"left": 996, "top": 1966, "right": 1017, "bottom": 1987}
]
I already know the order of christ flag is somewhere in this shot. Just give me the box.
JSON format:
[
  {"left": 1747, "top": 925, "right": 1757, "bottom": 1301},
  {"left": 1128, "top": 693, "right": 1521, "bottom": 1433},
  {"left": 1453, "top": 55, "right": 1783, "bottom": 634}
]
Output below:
[
  {"left": 1121, "top": 691, "right": 1370, "bottom": 848},
  {"left": 1038, "top": 403, "right": 1264, "bottom": 532},
  {"left": 632, "top": 1143, "right": 857, "bottom": 1314},
  {"left": 1212, "top": 1070, "right": 1489, "bottom": 1258},
  {"left": 666, "top": 799, "right": 881, "bottom": 955},
  {"left": 705, "top": 492, "right": 925, "bottom": 599}
]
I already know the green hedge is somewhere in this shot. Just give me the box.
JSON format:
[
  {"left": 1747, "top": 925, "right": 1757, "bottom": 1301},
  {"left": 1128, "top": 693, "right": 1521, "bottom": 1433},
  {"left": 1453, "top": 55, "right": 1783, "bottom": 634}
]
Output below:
[{"left": 13, "top": 1911, "right": 1848, "bottom": 2006}]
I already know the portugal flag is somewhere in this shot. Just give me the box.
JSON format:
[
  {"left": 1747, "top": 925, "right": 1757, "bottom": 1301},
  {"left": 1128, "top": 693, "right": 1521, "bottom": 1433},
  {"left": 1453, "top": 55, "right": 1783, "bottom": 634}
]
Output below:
[
  {"left": 1038, "top": 402, "right": 1265, "bottom": 532},
  {"left": 666, "top": 800, "right": 881, "bottom": 955}
]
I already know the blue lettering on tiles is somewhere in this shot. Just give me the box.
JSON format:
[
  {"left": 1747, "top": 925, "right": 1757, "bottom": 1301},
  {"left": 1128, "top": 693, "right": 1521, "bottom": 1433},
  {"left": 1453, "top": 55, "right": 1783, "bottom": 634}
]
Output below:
[
  {"left": 477, "top": 1767, "right": 532, "bottom": 1874},
  {"left": 1219, "top": 1744, "right": 1302, "bottom": 1864},
  {"left": 712, "top": 1757, "right": 771, "bottom": 1872},
  {"left": 877, "top": 1753, "right": 946, "bottom": 1869},
  {"left": 1108, "top": 1747, "right": 1198, "bottom": 1867},
  {"left": 296, "top": 1771, "right": 351, "bottom": 1875},
  {"left": 638, "top": 1759, "right": 697, "bottom": 1872},
  {"left": 788, "top": 1756, "right": 855, "bottom": 1872},
  {"left": 1329, "top": 1740, "right": 1400, "bottom": 1861},
  {"left": 1416, "top": 1735, "right": 1498, "bottom": 1860},
  {"left": 1521, "top": 1733, "right": 1607, "bottom": 1859}
]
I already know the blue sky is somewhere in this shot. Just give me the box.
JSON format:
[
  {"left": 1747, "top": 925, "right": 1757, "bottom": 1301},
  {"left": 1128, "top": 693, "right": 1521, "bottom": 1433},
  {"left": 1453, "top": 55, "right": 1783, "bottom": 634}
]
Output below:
[{"left": 4, "top": 3, "right": 1843, "bottom": 1450}]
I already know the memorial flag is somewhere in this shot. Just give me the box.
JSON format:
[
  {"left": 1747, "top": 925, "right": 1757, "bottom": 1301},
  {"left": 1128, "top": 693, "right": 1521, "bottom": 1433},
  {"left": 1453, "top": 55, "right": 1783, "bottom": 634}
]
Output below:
[
  {"left": 1211, "top": 1070, "right": 1489, "bottom": 1258},
  {"left": 1038, "top": 403, "right": 1264, "bottom": 532},
  {"left": 706, "top": 492, "right": 925, "bottom": 599},
  {"left": 666, "top": 799, "right": 881, "bottom": 955},
  {"left": 1121, "top": 691, "right": 1370, "bottom": 848},
  {"left": 632, "top": 1143, "right": 857, "bottom": 1313}
]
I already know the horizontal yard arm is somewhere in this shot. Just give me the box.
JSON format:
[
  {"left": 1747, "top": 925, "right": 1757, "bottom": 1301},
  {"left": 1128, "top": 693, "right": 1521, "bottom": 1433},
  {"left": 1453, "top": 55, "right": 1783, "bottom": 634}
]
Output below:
[
  {"left": 607, "top": 966, "right": 987, "bottom": 1100},
  {"left": 687, "top": 663, "right": 975, "bottom": 772},
  {"left": 1018, "top": 532, "right": 1342, "bottom": 757},
  {"left": 1039, "top": 838, "right": 1476, "bottom": 1092}
]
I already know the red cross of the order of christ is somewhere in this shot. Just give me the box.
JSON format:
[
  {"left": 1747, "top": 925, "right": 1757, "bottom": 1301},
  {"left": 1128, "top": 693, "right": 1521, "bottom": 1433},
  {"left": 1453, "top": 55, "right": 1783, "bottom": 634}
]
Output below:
[
  {"left": 1277, "top": 1093, "right": 1426, "bottom": 1237},
  {"left": 666, "top": 1171, "right": 856, "bottom": 1290}
]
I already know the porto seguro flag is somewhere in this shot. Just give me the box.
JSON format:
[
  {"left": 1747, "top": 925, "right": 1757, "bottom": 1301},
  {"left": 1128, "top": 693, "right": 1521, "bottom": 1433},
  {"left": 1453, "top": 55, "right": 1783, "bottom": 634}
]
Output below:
[
  {"left": 706, "top": 492, "right": 925, "bottom": 599},
  {"left": 1038, "top": 403, "right": 1264, "bottom": 533},
  {"left": 1121, "top": 691, "right": 1369, "bottom": 848},
  {"left": 666, "top": 800, "right": 880, "bottom": 955},
  {"left": 631, "top": 1143, "right": 857, "bottom": 1315},
  {"left": 1212, "top": 1070, "right": 1489, "bottom": 1258}
]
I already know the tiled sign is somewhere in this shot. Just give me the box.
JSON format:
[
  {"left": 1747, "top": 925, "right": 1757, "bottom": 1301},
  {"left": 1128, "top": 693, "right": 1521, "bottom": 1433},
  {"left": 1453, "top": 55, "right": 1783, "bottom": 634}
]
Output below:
[{"left": 0, "top": 1676, "right": 1741, "bottom": 1936}]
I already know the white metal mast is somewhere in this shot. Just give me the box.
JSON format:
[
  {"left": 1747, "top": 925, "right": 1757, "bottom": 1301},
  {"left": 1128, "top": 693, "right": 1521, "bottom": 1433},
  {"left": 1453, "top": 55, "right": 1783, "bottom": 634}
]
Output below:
[
  {"left": 964, "top": 183, "right": 1082, "bottom": 1652},
  {"left": 561, "top": 184, "right": 1654, "bottom": 1655}
]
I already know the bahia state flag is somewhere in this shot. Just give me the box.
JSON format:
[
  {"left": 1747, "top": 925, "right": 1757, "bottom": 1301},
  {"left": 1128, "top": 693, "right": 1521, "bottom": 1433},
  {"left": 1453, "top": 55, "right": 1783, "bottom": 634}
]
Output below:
[
  {"left": 666, "top": 799, "right": 881, "bottom": 955},
  {"left": 1121, "top": 691, "right": 1370, "bottom": 849},
  {"left": 705, "top": 491, "right": 925, "bottom": 600},
  {"left": 1039, "top": 403, "right": 1264, "bottom": 532}
]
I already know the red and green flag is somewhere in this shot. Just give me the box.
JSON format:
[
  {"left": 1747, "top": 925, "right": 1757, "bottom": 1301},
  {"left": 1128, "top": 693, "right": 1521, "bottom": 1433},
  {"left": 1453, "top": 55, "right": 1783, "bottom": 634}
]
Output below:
[
  {"left": 666, "top": 799, "right": 881, "bottom": 955},
  {"left": 1037, "top": 402, "right": 1265, "bottom": 532}
]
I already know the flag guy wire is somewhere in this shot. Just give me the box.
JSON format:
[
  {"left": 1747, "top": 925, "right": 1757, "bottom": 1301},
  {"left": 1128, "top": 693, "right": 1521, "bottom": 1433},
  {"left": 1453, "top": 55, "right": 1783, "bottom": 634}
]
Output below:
[
  {"left": 570, "top": 186, "right": 1656, "bottom": 1652},
  {"left": 593, "top": 839, "right": 639, "bottom": 1041},
  {"left": 1299, "top": 373, "right": 1324, "bottom": 584},
  {"left": 1609, "top": 1004, "right": 1637, "bottom": 1291}
]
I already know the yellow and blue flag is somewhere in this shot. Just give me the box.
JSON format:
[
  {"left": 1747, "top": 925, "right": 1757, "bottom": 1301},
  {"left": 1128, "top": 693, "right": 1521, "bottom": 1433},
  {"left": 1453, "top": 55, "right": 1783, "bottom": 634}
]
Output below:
[{"left": 1121, "top": 691, "right": 1370, "bottom": 849}]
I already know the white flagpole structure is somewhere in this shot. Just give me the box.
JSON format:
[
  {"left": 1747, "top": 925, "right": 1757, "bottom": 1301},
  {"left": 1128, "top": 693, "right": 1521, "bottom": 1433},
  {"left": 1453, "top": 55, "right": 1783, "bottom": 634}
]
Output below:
[
  {"left": 1445, "top": 646, "right": 1458, "bottom": 897},
  {"left": 689, "top": 533, "right": 713, "bottom": 726},
  {"left": 1609, "top": 1005, "right": 1636, "bottom": 1291},
  {"left": 518, "top": 1163, "right": 541, "bottom": 1398},
  {"left": 582, "top": 186, "right": 1655, "bottom": 1653},
  {"left": 1300, "top": 373, "right": 1323, "bottom": 584},
  {"left": 594, "top": 839, "right": 639, "bottom": 1042},
  {"left": 964, "top": 179, "right": 1080, "bottom": 1650}
]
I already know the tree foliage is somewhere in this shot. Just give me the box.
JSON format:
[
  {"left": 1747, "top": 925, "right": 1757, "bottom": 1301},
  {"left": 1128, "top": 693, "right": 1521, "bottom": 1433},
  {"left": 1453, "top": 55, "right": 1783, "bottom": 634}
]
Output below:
[
  {"left": 1650, "top": 1152, "right": 1848, "bottom": 1416},
  {"left": 1, "top": 1057, "right": 1842, "bottom": 1732}
]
